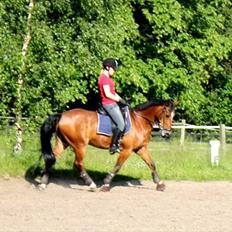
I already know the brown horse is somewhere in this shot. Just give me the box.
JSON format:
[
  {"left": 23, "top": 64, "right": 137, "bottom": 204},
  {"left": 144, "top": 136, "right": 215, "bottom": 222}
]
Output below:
[{"left": 40, "top": 99, "right": 175, "bottom": 191}]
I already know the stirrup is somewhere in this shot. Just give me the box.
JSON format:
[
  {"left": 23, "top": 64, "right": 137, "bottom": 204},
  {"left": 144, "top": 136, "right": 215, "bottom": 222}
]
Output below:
[{"left": 109, "top": 144, "right": 120, "bottom": 155}]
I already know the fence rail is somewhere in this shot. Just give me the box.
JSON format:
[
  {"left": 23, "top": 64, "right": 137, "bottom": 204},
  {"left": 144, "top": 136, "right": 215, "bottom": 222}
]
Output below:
[
  {"left": 172, "top": 123, "right": 232, "bottom": 130},
  {"left": 155, "top": 120, "right": 232, "bottom": 148},
  {"left": 1, "top": 116, "right": 232, "bottom": 148}
]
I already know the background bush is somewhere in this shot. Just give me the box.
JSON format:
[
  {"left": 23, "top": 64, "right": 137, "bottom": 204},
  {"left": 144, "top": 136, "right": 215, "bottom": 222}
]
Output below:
[{"left": 0, "top": 0, "right": 232, "bottom": 127}]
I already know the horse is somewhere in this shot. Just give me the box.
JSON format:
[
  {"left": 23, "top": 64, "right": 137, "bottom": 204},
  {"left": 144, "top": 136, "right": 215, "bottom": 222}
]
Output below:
[{"left": 39, "top": 99, "right": 175, "bottom": 191}]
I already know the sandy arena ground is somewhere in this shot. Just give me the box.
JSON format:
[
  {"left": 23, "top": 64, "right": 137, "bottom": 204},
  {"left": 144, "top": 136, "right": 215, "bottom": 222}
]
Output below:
[{"left": 0, "top": 178, "right": 232, "bottom": 232}]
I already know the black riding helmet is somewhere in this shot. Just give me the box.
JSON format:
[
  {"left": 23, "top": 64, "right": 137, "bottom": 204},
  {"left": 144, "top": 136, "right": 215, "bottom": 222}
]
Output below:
[{"left": 102, "top": 58, "right": 118, "bottom": 71}]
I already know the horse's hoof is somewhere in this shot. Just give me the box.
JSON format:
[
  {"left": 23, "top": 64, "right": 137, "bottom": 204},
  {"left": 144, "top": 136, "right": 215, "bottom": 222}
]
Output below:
[
  {"left": 38, "top": 183, "right": 47, "bottom": 190},
  {"left": 88, "top": 182, "right": 97, "bottom": 192},
  {"left": 41, "top": 174, "right": 49, "bottom": 185},
  {"left": 100, "top": 184, "right": 110, "bottom": 192},
  {"left": 156, "top": 182, "right": 165, "bottom": 191}
]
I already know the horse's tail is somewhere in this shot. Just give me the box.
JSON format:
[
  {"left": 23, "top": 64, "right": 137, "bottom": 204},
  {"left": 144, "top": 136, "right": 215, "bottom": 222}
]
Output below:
[{"left": 40, "top": 113, "right": 62, "bottom": 165}]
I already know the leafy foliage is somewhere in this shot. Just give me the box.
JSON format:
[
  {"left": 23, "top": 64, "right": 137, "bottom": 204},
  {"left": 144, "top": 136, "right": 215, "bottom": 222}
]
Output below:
[{"left": 0, "top": 0, "right": 231, "bottom": 126}]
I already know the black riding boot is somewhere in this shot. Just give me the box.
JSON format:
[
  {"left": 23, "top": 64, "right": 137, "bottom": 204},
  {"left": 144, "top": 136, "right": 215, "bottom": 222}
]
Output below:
[{"left": 109, "top": 128, "right": 123, "bottom": 154}]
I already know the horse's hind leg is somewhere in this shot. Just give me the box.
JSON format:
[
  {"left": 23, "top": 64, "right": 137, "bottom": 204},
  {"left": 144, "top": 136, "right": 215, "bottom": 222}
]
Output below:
[
  {"left": 73, "top": 145, "right": 97, "bottom": 190},
  {"left": 53, "top": 135, "right": 68, "bottom": 158},
  {"left": 40, "top": 136, "right": 67, "bottom": 187}
]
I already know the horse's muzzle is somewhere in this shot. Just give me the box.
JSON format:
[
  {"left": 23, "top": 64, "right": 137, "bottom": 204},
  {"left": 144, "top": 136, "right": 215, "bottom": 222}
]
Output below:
[{"left": 160, "top": 128, "right": 171, "bottom": 139}]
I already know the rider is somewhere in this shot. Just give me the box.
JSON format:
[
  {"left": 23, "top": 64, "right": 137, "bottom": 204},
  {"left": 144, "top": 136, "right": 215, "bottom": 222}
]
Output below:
[{"left": 98, "top": 58, "right": 128, "bottom": 154}]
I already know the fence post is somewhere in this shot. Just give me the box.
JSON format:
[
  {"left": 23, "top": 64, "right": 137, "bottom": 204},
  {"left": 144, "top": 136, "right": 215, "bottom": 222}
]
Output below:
[
  {"left": 180, "top": 119, "right": 186, "bottom": 146},
  {"left": 220, "top": 124, "right": 226, "bottom": 152}
]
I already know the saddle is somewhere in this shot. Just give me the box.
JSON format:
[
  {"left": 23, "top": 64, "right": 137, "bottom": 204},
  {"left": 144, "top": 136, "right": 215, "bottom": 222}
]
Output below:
[{"left": 96, "top": 104, "right": 131, "bottom": 136}]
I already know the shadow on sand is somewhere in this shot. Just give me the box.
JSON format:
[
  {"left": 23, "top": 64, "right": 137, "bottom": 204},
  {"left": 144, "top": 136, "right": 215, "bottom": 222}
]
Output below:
[{"left": 24, "top": 165, "right": 144, "bottom": 191}]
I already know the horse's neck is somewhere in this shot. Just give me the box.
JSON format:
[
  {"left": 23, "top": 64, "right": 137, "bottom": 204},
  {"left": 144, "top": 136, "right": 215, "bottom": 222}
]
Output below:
[
  {"left": 131, "top": 108, "right": 154, "bottom": 130},
  {"left": 135, "top": 106, "right": 161, "bottom": 121}
]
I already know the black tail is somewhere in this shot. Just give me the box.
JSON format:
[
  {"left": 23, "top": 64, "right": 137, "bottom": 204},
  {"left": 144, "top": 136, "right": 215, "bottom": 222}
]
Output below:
[{"left": 40, "top": 113, "right": 62, "bottom": 166}]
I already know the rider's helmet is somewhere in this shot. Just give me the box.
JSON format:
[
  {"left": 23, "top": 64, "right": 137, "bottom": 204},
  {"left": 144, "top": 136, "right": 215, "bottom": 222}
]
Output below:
[{"left": 102, "top": 58, "right": 118, "bottom": 71}]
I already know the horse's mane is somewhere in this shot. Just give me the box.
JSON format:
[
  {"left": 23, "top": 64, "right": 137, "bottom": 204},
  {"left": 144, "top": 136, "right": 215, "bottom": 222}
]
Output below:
[{"left": 133, "top": 99, "right": 174, "bottom": 111}]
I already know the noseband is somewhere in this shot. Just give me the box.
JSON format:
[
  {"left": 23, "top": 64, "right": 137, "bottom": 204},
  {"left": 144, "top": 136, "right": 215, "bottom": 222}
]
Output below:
[{"left": 157, "top": 122, "right": 172, "bottom": 137}]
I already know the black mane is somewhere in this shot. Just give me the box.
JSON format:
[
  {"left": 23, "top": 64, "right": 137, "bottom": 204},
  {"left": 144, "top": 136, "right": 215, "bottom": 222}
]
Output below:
[{"left": 133, "top": 99, "right": 174, "bottom": 111}]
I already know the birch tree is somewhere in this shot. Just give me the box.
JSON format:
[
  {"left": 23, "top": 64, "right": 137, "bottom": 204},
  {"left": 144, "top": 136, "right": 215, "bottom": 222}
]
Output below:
[{"left": 14, "top": 0, "right": 35, "bottom": 154}]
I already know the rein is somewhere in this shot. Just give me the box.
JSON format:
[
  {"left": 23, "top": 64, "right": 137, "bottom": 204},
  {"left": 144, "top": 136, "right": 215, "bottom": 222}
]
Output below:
[{"left": 134, "top": 111, "right": 155, "bottom": 128}]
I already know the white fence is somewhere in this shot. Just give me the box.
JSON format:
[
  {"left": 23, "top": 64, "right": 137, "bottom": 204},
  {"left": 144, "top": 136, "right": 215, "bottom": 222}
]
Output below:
[
  {"left": 1, "top": 116, "right": 232, "bottom": 147},
  {"left": 166, "top": 120, "right": 232, "bottom": 147}
]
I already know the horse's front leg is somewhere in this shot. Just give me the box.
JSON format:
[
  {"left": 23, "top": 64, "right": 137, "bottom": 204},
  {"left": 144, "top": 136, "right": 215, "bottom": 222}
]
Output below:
[
  {"left": 101, "top": 149, "right": 132, "bottom": 192},
  {"left": 73, "top": 146, "right": 97, "bottom": 190},
  {"left": 137, "top": 146, "right": 165, "bottom": 191}
]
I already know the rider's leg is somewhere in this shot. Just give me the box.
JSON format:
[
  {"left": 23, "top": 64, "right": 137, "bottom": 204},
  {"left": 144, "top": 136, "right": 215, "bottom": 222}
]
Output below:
[
  {"left": 103, "top": 104, "right": 125, "bottom": 154},
  {"left": 109, "top": 127, "right": 123, "bottom": 154}
]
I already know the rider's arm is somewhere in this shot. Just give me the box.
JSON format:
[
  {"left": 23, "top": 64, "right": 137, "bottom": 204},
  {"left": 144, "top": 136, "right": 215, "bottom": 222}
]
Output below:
[{"left": 103, "top": 85, "right": 121, "bottom": 102}]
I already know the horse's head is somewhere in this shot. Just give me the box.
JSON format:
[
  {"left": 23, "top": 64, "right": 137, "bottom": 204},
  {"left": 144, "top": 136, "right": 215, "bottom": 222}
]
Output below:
[
  {"left": 134, "top": 99, "right": 176, "bottom": 138},
  {"left": 155, "top": 101, "right": 175, "bottom": 139}
]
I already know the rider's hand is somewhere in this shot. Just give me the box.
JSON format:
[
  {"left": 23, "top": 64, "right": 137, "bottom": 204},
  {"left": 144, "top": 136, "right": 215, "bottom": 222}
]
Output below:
[{"left": 119, "top": 98, "right": 129, "bottom": 106}]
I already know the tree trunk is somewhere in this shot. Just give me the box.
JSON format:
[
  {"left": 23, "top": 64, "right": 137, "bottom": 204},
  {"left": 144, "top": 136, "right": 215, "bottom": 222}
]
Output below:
[{"left": 14, "top": 0, "right": 35, "bottom": 154}]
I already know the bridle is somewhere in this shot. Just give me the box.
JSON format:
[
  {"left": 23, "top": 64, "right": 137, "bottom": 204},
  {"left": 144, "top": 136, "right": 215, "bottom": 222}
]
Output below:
[
  {"left": 155, "top": 106, "right": 172, "bottom": 137},
  {"left": 135, "top": 104, "right": 172, "bottom": 136}
]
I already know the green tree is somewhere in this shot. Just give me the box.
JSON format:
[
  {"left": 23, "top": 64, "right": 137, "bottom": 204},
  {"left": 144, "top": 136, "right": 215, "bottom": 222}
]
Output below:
[
  {"left": 133, "top": 0, "right": 232, "bottom": 124},
  {"left": 23, "top": 0, "right": 141, "bottom": 119},
  {"left": 0, "top": 0, "right": 232, "bottom": 128},
  {"left": 0, "top": 0, "right": 25, "bottom": 118}
]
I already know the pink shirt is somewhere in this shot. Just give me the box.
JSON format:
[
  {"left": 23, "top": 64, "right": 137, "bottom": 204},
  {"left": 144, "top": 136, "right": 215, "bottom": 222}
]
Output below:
[{"left": 98, "top": 74, "right": 116, "bottom": 105}]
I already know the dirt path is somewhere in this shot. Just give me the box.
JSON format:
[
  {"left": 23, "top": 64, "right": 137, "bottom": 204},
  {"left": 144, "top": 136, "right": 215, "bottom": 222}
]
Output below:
[{"left": 0, "top": 178, "right": 232, "bottom": 232}]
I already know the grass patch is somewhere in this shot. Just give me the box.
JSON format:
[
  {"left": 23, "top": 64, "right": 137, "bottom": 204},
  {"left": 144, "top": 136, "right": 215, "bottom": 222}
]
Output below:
[{"left": 0, "top": 131, "right": 232, "bottom": 181}]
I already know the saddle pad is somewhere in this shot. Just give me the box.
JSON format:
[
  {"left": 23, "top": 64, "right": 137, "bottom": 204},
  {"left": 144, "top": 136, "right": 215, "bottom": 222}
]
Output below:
[{"left": 97, "top": 109, "right": 132, "bottom": 136}]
